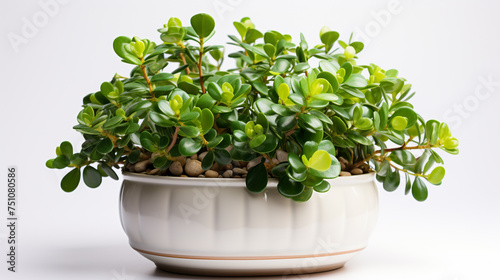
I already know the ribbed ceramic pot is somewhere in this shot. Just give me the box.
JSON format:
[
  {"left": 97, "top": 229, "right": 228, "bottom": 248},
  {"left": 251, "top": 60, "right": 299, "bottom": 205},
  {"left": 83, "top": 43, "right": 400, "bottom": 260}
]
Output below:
[{"left": 119, "top": 172, "right": 378, "bottom": 276}]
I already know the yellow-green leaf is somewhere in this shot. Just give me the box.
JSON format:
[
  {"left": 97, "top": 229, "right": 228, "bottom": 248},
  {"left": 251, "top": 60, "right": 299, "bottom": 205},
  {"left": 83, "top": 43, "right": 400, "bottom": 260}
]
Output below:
[{"left": 307, "top": 150, "right": 331, "bottom": 171}]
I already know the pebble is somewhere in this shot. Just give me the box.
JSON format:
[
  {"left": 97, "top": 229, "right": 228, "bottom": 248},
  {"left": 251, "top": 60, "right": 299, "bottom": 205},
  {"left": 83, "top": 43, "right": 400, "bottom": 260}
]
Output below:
[
  {"left": 223, "top": 163, "right": 233, "bottom": 170},
  {"left": 225, "top": 144, "right": 233, "bottom": 152},
  {"left": 198, "top": 151, "right": 208, "bottom": 161},
  {"left": 232, "top": 160, "right": 241, "bottom": 167},
  {"left": 139, "top": 153, "right": 150, "bottom": 160},
  {"left": 239, "top": 161, "right": 248, "bottom": 168},
  {"left": 272, "top": 158, "right": 280, "bottom": 165},
  {"left": 246, "top": 157, "right": 262, "bottom": 170},
  {"left": 350, "top": 168, "right": 363, "bottom": 175},
  {"left": 233, "top": 168, "right": 248, "bottom": 175},
  {"left": 339, "top": 157, "right": 349, "bottom": 165},
  {"left": 134, "top": 160, "right": 150, "bottom": 173},
  {"left": 190, "top": 154, "right": 198, "bottom": 160},
  {"left": 149, "top": 168, "right": 160, "bottom": 175},
  {"left": 222, "top": 170, "right": 233, "bottom": 178},
  {"left": 185, "top": 160, "right": 204, "bottom": 177},
  {"left": 205, "top": 170, "right": 219, "bottom": 178},
  {"left": 126, "top": 163, "right": 135, "bottom": 172},
  {"left": 276, "top": 150, "right": 288, "bottom": 162},
  {"left": 340, "top": 162, "right": 347, "bottom": 171},
  {"left": 234, "top": 175, "right": 241, "bottom": 178},
  {"left": 210, "top": 163, "right": 222, "bottom": 171},
  {"left": 172, "top": 156, "right": 187, "bottom": 166},
  {"left": 219, "top": 175, "right": 223, "bottom": 178},
  {"left": 169, "top": 161, "right": 184, "bottom": 176},
  {"left": 180, "top": 175, "right": 188, "bottom": 177},
  {"left": 340, "top": 171, "right": 352, "bottom": 176},
  {"left": 198, "top": 174, "right": 205, "bottom": 178}
]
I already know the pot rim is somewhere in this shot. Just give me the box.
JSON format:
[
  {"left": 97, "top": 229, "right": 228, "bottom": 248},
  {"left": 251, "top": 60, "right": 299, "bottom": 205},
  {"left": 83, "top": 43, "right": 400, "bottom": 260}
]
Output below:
[{"left": 122, "top": 171, "right": 375, "bottom": 187}]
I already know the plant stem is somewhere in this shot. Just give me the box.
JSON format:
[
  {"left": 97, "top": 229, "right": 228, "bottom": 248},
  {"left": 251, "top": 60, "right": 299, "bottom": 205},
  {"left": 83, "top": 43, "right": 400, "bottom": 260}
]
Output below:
[
  {"left": 197, "top": 38, "right": 206, "bottom": 94},
  {"left": 179, "top": 52, "right": 191, "bottom": 75},
  {"left": 165, "top": 126, "right": 180, "bottom": 154},
  {"left": 139, "top": 63, "right": 154, "bottom": 98},
  {"left": 375, "top": 144, "right": 432, "bottom": 154}
]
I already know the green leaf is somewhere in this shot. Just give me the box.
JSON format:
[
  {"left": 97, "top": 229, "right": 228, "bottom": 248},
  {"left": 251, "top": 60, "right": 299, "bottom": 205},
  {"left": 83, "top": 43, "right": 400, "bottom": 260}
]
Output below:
[
  {"left": 286, "top": 165, "right": 307, "bottom": 182},
  {"left": 60, "top": 141, "right": 73, "bottom": 158},
  {"left": 249, "top": 134, "right": 266, "bottom": 148},
  {"left": 354, "top": 118, "right": 373, "bottom": 130},
  {"left": 346, "top": 130, "right": 372, "bottom": 146},
  {"left": 179, "top": 137, "right": 203, "bottom": 156},
  {"left": 425, "top": 120, "right": 440, "bottom": 145},
  {"left": 340, "top": 86, "right": 365, "bottom": 98},
  {"left": 320, "top": 31, "right": 339, "bottom": 51},
  {"left": 392, "top": 108, "right": 417, "bottom": 128},
  {"left": 99, "top": 163, "right": 118, "bottom": 180},
  {"left": 61, "top": 168, "right": 80, "bottom": 193},
  {"left": 313, "top": 180, "right": 331, "bottom": 193},
  {"left": 292, "top": 187, "right": 313, "bottom": 202},
  {"left": 383, "top": 169, "right": 400, "bottom": 192},
  {"left": 179, "top": 126, "right": 200, "bottom": 138},
  {"left": 294, "top": 62, "right": 310, "bottom": 73},
  {"left": 331, "top": 116, "right": 347, "bottom": 134},
  {"left": 404, "top": 173, "right": 411, "bottom": 195},
  {"left": 128, "top": 149, "right": 141, "bottom": 164},
  {"left": 278, "top": 176, "right": 305, "bottom": 197},
  {"left": 389, "top": 150, "right": 416, "bottom": 166},
  {"left": 190, "top": 13, "right": 215, "bottom": 38},
  {"left": 158, "top": 100, "right": 175, "bottom": 116},
  {"left": 319, "top": 60, "right": 340, "bottom": 74},
  {"left": 140, "top": 131, "right": 157, "bottom": 152},
  {"left": 250, "top": 134, "right": 278, "bottom": 153},
  {"left": 318, "top": 140, "right": 336, "bottom": 156},
  {"left": 149, "top": 112, "right": 175, "bottom": 127},
  {"left": 202, "top": 150, "right": 215, "bottom": 170},
  {"left": 307, "top": 150, "right": 331, "bottom": 171},
  {"left": 245, "top": 29, "right": 263, "bottom": 44},
  {"left": 97, "top": 137, "right": 114, "bottom": 154},
  {"left": 427, "top": 166, "right": 445, "bottom": 185},
  {"left": 214, "top": 149, "right": 232, "bottom": 165},
  {"left": 200, "top": 108, "right": 214, "bottom": 134},
  {"left": 317, "top": 72, "right": 339, "bottom": 94},
  {"left": 270, "top": 59, "right": 291, "bottom": 74},
  {"left": 288, "top": 153, "right": 306, "bottom": 173},
  {"left": 53, "top": 155, "right": 70, "bottom": 169},
  {"left": 263, "top": 43, "right": 276, "bottom": 58},
  {"left": 179, "top": 111, "right": 200, "bottom": 122},
  {"left": 412, "top": 177, "right": 428, "bottom": 201},
  {"left": 246, "top": 163, "right": 268, "bottom": 193},
  {"left": 207, "top": 135, "right": 223, "bottom": 148},
  {"left": 277, "top": 115, "right": 297, "bottom": 132},
  {"left": 299, "top": 114, "right": 323, "bottom": 131},
  {"left": 151, "top": 73, "right": 175, "bottom": 82},
  {"left": 153, "top": 156, "right": 168, "bottom": 169},
  {"left": 83, "top": 166, "right": 102, "bottom": 188},
  {"left": 103, "top": 116, "right": 123, "bottom": 129},
  {"left": 344, "top": 74, "right": 367, "bottom": 88}
]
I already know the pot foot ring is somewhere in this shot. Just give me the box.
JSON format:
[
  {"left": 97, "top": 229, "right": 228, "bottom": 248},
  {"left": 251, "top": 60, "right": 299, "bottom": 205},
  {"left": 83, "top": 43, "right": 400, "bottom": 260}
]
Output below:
[{"left": 133, "top": 247, "right": 362, "bottom": 277}]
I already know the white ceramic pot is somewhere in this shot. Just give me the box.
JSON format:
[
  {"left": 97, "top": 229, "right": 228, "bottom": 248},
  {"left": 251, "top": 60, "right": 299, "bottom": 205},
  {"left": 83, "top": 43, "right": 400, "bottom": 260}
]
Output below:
[{"left": 119, "top": 172, "right": 378, "bottom": 276}]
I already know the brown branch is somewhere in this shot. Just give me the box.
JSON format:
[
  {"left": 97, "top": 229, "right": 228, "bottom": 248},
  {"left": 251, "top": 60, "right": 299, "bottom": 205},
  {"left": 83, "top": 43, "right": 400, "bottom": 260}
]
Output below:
[
  {"left": 165, "top": 126, "right": 180, "bottom": 154},
  {"left": 179, "top": 52, "right": 191, "bottom": 75},
  {"left": 139, "top": 64, "right": 154, "bottom": 98},
  {"left": 197, "top": 39, "right": 206, "bottom": 94},
  {"left": 375, "top": 144, "right": 432, "bottom": 154}
]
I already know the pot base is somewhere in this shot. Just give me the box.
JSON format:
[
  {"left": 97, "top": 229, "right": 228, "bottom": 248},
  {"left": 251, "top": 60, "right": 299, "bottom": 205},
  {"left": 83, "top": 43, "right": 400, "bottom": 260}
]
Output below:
[{"left": 135, "top": 248, "right": 361, "bottom": 276}]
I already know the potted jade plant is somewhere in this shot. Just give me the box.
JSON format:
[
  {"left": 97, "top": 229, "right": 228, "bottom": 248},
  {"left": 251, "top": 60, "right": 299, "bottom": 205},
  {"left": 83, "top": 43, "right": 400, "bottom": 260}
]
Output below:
[{"left": 47, "top": 14, "right": 459, "bottom": 276}]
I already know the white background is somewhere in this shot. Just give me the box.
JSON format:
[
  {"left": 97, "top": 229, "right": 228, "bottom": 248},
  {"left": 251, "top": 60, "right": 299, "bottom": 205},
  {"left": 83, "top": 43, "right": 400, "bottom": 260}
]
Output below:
[{"left": 1, "top": 0, "right": 499, "bottom": 279}]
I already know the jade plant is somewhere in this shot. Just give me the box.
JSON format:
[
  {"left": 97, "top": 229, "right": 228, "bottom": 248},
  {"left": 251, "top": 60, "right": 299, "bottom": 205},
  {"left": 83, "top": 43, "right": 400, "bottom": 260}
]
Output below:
[{"left": 47, "top": 14, "right": 459, "bottom": 201}]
